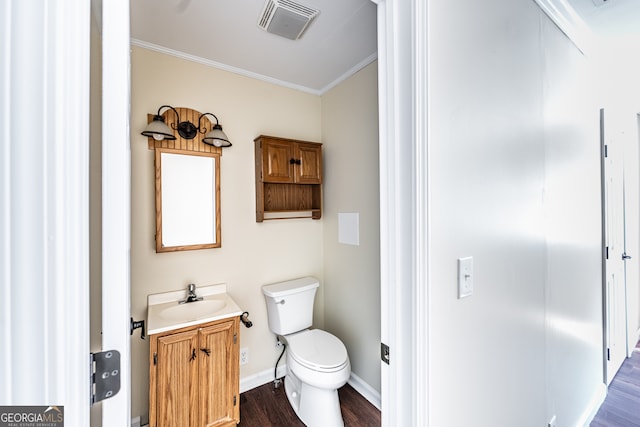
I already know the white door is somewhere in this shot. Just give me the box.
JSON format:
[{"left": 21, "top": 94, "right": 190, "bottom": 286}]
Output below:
[{"left": 601, "top": 108, "right": 629, "bottom": 384}]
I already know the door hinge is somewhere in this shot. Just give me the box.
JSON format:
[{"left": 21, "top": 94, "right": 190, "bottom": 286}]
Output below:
[
  {"left": 381, "top": 343, "right": 390, "bottom": 365},
  {"left": 90, "top": 350, "right": 121, "bottom": 405},
  {"left": 606, "top": 246, "right": 609, "bottom": 260},
  {"left": 234, "top": 333, "right": 237, "bottom": 344},
  {"left": 234, "top": 395, "right": 237, "bottom": 406},
  {"left": 607, "top": 347, "right": 611, "bottom": 361},
  {"left": 153, "top": 352, "right": 157, "bottom": 366}
]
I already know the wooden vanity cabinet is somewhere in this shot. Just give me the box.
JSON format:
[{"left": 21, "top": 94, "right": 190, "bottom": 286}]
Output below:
[
  {"left": 149, "top": 317, "right": 240, "bottom": 427},
  {"left": 254, "top": 135, "right": 323, "bottom": 221}
]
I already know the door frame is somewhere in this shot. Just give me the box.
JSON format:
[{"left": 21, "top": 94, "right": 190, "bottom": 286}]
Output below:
[
  {"left": 100, "top": 0, "right": 132, "bottom": 425},
  {"left": 374, "top": 0, "right": 428, "bottom": 425},
  {"left": 0, "top": 0, "right": 91, "bottom": 424}
]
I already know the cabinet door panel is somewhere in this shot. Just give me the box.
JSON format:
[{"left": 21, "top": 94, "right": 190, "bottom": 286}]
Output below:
[
  {"left": 155, "top": 330, "right": 199, "bottom": 427},
  {"left": 199, "top": 319, "right": 239, "bottom": 426},
  {"left": 262, "top": 140, "right": 294, "bottom": 183},
  {"left": 295, "top": 143, "right": 322, "bottom": 184}
]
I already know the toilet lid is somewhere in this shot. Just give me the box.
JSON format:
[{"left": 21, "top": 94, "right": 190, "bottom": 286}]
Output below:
[{"left": 287, "top": 329, "right": 348, "bottom": 371}]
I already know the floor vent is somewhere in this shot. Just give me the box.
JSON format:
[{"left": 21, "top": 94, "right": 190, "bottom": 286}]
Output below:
[{"left": 257, "top": 0, "right": 319, "bottom": 40}]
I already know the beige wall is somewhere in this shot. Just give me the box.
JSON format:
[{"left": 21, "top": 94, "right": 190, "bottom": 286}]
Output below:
[
  {"left": 130, "top": 46, "right": 325, "bottom": 420},
  {"left": 321, "top": 62, "right": 381, "bottom": 393}
]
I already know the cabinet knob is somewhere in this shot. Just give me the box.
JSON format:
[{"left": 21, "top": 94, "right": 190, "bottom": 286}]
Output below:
[
  {"left": 190, "top": 349, "right": 196, "bottom": 361},
  {"left": 200, "top": 348, "right": 211, "bottom": 356},
  {"left": 289, "top": 158, "right": 301, "bottom": 165}
]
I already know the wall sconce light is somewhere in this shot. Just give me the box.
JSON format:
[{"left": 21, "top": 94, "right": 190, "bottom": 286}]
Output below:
[{"left": 141, "top": 105, "right": 232, "bottom": 147}]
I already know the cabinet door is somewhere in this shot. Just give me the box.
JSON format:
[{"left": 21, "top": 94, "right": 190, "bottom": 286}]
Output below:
[
  {"left": 153, "top": 329, "right": 199, "bottom": 427},
  {"left": 295, "top": 142, "right": 322, "bottom": 184},
  {"left": 198, "top": 319, "right": 239, "bottom": 427},
  {"left": 262, "top": 139, "right": 294, "bottom": 183}
]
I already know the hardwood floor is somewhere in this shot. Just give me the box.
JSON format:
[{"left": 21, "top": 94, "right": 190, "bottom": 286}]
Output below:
[
  {"left": 238, "top": 345, "right": 640, "bottom": 427},
  {"left": 591, "top": 341, "right": 640, "bottom": 427},
  {"left": 239, "top": 382, "right": 381, "bottom": 427}
]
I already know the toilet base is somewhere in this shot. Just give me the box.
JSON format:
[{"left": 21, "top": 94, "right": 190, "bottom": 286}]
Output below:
[{"left": 284, "top": 371, "right": 344, "bottom": 427}]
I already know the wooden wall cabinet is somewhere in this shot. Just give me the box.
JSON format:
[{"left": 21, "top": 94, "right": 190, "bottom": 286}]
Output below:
[
  {"left": 149, "top": 317, "right": 240, "bottom": 427},
  {"left": 254, "top": 135, "right": 323, "bottom": 222}
]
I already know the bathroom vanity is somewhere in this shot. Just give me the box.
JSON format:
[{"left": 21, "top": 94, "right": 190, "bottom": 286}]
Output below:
[{"left": 147, "top": 285, "right": 242, "bottom": 427}]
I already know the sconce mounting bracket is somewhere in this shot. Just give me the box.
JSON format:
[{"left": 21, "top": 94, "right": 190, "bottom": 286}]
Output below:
[{"left": 176, "top": 121, "right": 198, "bottom": 140}]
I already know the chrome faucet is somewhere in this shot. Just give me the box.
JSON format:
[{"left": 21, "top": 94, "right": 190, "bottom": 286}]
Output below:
[{"left": 179, "top": 283, "right": 203, "bottom": 304}]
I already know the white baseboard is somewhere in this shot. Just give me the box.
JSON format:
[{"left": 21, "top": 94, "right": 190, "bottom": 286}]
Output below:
[
  {"left": 577, "top": 382, "right": 607, "bottom": 427},
  {"left": 348, "top": 372, "right": 381, "bottom": 410},
  {"left": 240, "top": 364, "right": 288, "bottom": 393},
  {"left": 240, "top": 365, "right": 381, "bottom": 411}
]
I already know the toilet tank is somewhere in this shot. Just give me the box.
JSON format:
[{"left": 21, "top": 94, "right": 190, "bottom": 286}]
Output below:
[{"left": 262, "top": 276, "right": 319, "bottom": 335}]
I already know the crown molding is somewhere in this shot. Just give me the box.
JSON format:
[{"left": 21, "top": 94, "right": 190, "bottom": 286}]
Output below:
[
  {"left": 131, "top": 38, "right": 376, "bottom": 96},
  {"left": 534, "top": 0, "right": 595, "bottom": 55}
]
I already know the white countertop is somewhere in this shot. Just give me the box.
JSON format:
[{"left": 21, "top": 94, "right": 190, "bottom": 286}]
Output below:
[{"left": 147, "top": 283, "right": 243, "bottom": 335}]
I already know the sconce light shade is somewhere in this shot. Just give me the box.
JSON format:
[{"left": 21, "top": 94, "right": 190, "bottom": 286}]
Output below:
[
  {"left": 203, "top": 124, "right": 232, "bottom": 147},
  {"left": 141, "top": 115, "right": 177, "bottom": 141}
]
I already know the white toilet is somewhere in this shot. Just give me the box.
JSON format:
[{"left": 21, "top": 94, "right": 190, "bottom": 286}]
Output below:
[{"left": 262, "top": 276, "right": 351, "bottom": 427}]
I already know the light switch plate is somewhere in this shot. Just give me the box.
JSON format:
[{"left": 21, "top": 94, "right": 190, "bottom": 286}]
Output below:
[{"left": 458, "top": 257, "right": 473, "bottom": 298}]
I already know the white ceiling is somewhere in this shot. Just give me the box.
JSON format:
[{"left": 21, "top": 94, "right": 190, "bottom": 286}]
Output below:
[
  {"left": 130, "top": 0, "right": 378, "bottom": 95},
  {"left": 128, "top": 0, "right": 640, "bottom": 96},
  {"left": 565, "top": 0, "right": 640, "bottom": 37}
]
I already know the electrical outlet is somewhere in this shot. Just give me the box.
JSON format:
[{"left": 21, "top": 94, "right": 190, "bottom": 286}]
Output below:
[
  {"left": 240, "top": 347, "right": 249, "bottom": 365},
  {"left": 276, "top": 338, "right": 283, "bottom": 348},
  {"left": 548, "top": 415, "right": 557, "bottom": 427}
]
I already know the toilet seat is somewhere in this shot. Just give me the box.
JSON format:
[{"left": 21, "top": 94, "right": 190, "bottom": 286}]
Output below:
[{"left": 286, "top": 329, "right": 349, "bottom": 373}]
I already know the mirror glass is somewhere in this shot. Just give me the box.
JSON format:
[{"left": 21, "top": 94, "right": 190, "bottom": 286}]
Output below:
[{"left": 155, "top": 148, "right": 221, "bottom": 252}]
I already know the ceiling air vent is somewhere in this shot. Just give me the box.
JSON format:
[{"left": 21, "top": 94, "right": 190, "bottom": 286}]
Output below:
[{"left": 257, "top": 0, "right": 320, "bottom": 40}]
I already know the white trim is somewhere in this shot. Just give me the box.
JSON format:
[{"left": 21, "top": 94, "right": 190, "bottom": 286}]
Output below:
[
  {"left": 239, "top": 365, "right": 381, "bottom": 411},
  {"left": 533, "top": 0, "right": 595, "bottom": 55},
  {"left": 130, "top": 39, "right": 377, "bottom": 96},
  {"left": 319, "top": 52, "right": 378, "bottom": 94},
  {"left": 576, "top": 383, "right": 607, "bottom": 427},
  {"left": 0, "top": 0, "right": 90, "bottom": 423},
  {"left": 347, "top": 372, "right": 381, "bottom": 410},
  {"left": 414, "top": 0, "right": 430, "bottom": 426},
  {"left": 131, "top": 39, "right": 322, "bottom": 95},
  {"left": 240, "top": 364, "right": 288, "bottom": 393},
  {"left": 377, "top": 0, "right": 418, "bottom": 425},
  {"left": 101, "top": 0, "right": 132, "bottom": 425}
]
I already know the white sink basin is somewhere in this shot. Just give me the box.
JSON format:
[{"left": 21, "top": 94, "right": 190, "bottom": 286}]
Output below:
[
  {"left": 158, "top": 299, "right": 227, "bottom": 322},
  {"left": 147, "top": 284, "right": 243, "bottom": 335}
]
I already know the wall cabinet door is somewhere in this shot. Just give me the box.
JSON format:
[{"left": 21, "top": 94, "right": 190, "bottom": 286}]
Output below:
[
  {"left": 262, "top": 139, "right": 294, "bottom": 183},
  {"left": 294, "top": 142, "right": 322, "bottom": 184},
  {"left": 150, "top": 318, "right": 240, "bottom": 427}
]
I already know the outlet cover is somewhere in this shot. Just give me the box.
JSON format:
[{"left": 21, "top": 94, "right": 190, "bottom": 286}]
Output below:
[
  {"left": 458, "top": 257, "right": 474, "bottom": 298},
  {"left": 240, "top": 347, "right": 249, "bottom": 365}
]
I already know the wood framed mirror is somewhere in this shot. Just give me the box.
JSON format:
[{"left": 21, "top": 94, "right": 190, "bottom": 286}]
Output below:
[{"left": 155, "top": 147, "right": 221, "bottom": 252}]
